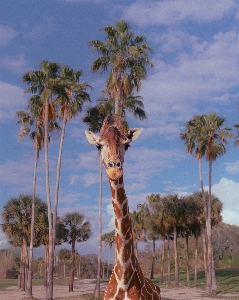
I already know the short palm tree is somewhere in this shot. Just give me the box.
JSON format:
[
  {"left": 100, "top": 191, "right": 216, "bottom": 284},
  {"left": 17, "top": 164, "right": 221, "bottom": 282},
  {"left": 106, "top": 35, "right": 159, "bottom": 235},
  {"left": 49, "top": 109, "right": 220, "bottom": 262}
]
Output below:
[
  {"left": 61, "top": 212, "right": 91, "bottom": 292},
  {"left": 57, "top": 248, "right": 71, "bottom": 278},
  {"left": 162, "top": 194, "right": 184, "bottom": 286},
  {"left": 88, "top": 20, "right": 153, "bottom": 115},
  {"left": 1, "top": 195, "right": 47, "bottom": 291}
]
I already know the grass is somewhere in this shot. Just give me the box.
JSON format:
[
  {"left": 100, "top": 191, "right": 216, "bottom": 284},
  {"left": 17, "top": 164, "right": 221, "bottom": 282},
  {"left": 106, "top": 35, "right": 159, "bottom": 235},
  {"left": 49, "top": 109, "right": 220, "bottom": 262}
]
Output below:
[
  {"left": 178, "top": 268, "right": 239, "bottom": 295},
  {"left": 1, "top": 269, "right": 238, "bottom": 299}
]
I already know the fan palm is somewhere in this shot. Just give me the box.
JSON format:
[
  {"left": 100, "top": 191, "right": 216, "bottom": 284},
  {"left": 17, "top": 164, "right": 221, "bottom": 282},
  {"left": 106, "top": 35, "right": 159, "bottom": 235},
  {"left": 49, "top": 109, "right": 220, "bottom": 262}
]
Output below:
[
  {"left": 52, "top": 65, "right": 91, "bottom": 249},
  {"left": 22, "top": 61, "right": 61, "bottom": 300},
  {"left": 57, "top": 248, "right": 71, "bottom": 278},
  {"left": 88, "top": 20, "right": 153, "bottom": 115},
  {"left": 202, "top": 113, "right": 231, "bottom": 292},
  {"left": 61, "top": 212, "right": 91, "bottom": 292},
  {"left": 1, "top": 195, "right": 47, "bottom": 290},
  {"left": 17, "top": 94, "right": 60, "bottom": 297}
]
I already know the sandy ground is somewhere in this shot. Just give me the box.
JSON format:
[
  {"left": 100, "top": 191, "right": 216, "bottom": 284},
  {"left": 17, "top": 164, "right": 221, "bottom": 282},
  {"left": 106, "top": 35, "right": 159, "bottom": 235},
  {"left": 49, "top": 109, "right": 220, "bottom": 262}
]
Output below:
[{"left": 0, "top": 279, "right": 238, "bottom": 300}]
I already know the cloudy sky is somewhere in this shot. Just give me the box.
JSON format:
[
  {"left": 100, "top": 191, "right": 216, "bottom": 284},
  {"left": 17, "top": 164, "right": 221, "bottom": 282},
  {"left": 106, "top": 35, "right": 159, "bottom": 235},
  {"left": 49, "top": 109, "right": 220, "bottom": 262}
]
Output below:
[{"left": 0, "top": 0, "right": 239, "bottom": 256}]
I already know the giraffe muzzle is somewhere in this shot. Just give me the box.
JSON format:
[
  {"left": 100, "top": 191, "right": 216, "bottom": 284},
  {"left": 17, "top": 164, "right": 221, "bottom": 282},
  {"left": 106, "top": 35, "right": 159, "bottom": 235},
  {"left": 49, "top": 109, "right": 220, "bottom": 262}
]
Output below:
[{"left": 106, "top": 167, "right": 123, "bottom": 181}]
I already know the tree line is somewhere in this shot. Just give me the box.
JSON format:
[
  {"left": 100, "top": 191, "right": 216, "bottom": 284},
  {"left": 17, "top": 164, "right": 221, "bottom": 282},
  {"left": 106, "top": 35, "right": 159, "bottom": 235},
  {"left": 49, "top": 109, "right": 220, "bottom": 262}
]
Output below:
[{"left": 1, "top": 195, "right": 91, "bottom": 292}]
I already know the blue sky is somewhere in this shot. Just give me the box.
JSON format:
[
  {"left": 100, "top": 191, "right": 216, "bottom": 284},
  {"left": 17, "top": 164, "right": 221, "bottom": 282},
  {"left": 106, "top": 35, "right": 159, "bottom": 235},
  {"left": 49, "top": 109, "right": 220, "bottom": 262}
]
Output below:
[{"left": 0, "top": 0, "right": 239, "bottom": 257}]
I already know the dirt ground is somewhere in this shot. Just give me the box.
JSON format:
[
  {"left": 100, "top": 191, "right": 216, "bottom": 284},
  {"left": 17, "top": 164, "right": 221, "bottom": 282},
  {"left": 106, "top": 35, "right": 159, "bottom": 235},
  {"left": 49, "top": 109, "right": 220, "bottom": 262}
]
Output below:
[{"left": 0, "top": 279, "right": 238, "bottom": 300}]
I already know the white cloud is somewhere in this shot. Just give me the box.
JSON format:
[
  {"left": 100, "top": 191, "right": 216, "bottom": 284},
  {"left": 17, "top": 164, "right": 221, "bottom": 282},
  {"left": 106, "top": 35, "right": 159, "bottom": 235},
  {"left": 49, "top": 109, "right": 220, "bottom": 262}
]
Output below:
[
  {"left": 0, "top": 54, "right": 31, "bottom": 74},
  {"left": 224, "top": 160, "right": 239, "bottom": 174},
  {"left": 122, "top": 0, "right": 237, "bottom": 26},
  {"left": 208, "top": 177, "right": 239, "bottom": 226},
  {"left": 0, "top": 81, "right": 28, "bottom": 122},
  {"left": 0, "top": 25, "right": 17, "bottom": 46},
  {"left": 140, "top": 30, "right": 239, "bottom": 126}
]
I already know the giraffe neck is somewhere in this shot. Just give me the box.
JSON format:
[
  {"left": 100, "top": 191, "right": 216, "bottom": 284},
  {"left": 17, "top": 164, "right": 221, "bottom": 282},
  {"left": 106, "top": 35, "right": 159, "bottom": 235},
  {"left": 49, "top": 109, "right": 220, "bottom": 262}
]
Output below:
[{"left": 109, "top": 175, "right": 137, "bottom": 289}]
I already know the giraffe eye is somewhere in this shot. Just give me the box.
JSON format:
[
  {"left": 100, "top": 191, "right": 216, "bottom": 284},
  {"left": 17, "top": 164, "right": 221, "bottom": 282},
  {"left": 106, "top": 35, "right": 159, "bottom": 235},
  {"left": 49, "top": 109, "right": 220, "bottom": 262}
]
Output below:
[
  {"left": 125, "top": 144, "right": 130, "bottom": 150},
  {"left": 96, "top": 144, "right": 101, "bottom": 151}
]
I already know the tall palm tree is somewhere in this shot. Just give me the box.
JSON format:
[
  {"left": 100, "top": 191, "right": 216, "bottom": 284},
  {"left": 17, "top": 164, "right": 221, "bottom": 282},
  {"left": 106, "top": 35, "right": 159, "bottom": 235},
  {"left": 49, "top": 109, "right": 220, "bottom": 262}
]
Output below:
[
  {"left": 181, "top": 114, "right": 231, "bottom": 293},
  {"left": 61, "top": 212, "right": 91, "bottom": 292},
  {"left": 16, "top": 94, "right": 60, "bottom": 298},
  {"left": 203, "top": 113, "right": 232, "bottom": 292},
  {"left": 88, "top": 20, "right": 153, "bottom": 115},
  {"left": 22, "top": 61, "right": 62, "bottom": 300},
  {"left": 52, "top": 65, "right": 91, "bottom": 249}
]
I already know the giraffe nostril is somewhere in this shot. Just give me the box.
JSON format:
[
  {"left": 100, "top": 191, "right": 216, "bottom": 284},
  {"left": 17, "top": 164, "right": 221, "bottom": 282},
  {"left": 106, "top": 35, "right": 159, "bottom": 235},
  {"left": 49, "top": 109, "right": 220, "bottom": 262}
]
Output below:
[
  {"left": 108, "top": 162, "right": 113, "bottom": 168},
  {"left": 116, "top": 162, "right": 121, "bottom": 168}
]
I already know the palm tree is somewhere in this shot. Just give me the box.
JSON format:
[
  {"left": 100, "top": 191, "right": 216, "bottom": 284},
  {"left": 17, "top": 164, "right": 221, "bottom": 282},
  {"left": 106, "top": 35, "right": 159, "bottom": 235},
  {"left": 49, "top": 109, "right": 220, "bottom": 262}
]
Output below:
[
  {"left": 203, "top": 113, "right": 232, "bottom": 292},
  {"left": 102, "top": 230, "right": 115, "bottom": 276},
  {"left": 1, "top": 195, "right": 47, "bottom": 290},
  {"left": 180, "top": 114, "right": 231, "bottom": 292},
  {"left": 183, "top": 193, "right": 205, "bottom": 284},
  {"left": 234, "top": 124, "right": 239, "bottom": 146},
  {"left": 52, "top": 65, "right": 91, "bottom": 250},
  {"left": 138, "top": 194, "right": 163, "bottom": 279},
  {"left": 130, "top": 210, "right": 146, "bottom": 259},
  {"left": 22, "top": 60, "right": 61, "bottom": 300},
  {"left": 16, "top": 94, "right": 60, "bottom": 298},
  {"left": 162, "top": 194, "right": 184, "bottom": 286},
  {"left": 88, "top": 20, "right": 153, "bottom": 115},
  {"left": 61, "top": 212, "right": 91, "bottom": 292},
  {"left": 57, "top": 249, "right": 71, "bottom": 278}
]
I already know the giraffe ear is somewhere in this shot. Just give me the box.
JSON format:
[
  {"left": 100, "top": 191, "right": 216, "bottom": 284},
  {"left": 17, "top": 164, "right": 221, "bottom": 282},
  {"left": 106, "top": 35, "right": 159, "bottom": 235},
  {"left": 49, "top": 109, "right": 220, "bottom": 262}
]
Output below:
[
  {"left": 85, "top": 130, "right": 100, "bottom": 146},
  {"left": 126, "top": 128, "right": 143, "bottom": 142}
]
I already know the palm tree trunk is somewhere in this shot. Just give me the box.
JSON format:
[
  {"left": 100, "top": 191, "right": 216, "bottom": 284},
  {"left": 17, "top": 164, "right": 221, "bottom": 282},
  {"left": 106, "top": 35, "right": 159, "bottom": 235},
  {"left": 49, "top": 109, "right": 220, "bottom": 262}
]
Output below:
[
  {"left": 19, "top": 246, "right": 24, "bottom": 290},
  {"left": 94, "top": 157, "right": 103, "bottom": 298},
  {"left": 135, "top": 242, "right": 139, "bottom": 259},
  {"left": 207, "top": 159, "right": 213, "bottom": 293},
  {"left": 69, "top": 239, "right": 75, "bottom": 292},
  {"left": 53, "top": 114, "right": 67, "bottom": 248},
  {"left": 167, "top": 234, "right": 171, "bottom": 283},
  {"left": 44, "top": 244, "right": 49, "bottom": 288},
  {"left": 22, "top": 235, "right": 29, "bottom": 291},
  {"left": 198, "top": 158, "right": 210, "bottom": 291},
  {"left": 207, "top": 158, "right": 218, "bottom": 292},
  {"left": 44, "top": 98, "right": 54, "bottom": 300},
  {"left": 173, "top": 226, "right": 179, "bottom": 286},
  {"left": 185, "top": 233, "right": 189, "bottom": 282},
  {"left": 150, "top": 238, "right": 156, "bottom": 279},
  {"left": 194, "top": 229, "right": 199, "bottom": 285},
  {"left": 212, "top": 255, "right": 217, "bottom": 290},
  {"left": 26, "top": 147, "right": 39, "bottom": 297},
  {"left": 202, "top": 229, "right": 209, "bottom": 287},
  {"left": 160, "top": 239, "right": 165, "bottom": 283}
]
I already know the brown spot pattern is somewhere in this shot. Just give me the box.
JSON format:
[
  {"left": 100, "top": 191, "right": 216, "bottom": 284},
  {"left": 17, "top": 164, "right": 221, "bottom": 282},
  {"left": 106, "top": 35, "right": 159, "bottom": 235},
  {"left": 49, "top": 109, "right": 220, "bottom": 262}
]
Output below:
[
  {"left": 117, "top": 187, "right": 126, "bottom": 204},
  {"left": 115, "top": 287, "right": 125, "bottom": 300},
  {"left": 115, "top": 259, "right": 123, "bottom": 280},
  {"left": 121, "top": 241, "right": 132, "bottom": 263},
  {"left": 103, "top": 273, "right": 117, "bottom": 299}
]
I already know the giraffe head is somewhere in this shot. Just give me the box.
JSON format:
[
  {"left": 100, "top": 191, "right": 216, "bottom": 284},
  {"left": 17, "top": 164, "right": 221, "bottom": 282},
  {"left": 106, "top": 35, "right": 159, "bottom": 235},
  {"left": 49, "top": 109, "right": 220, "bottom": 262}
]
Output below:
[{"left": 85, "top": 115, "right": 142, "bottom": 181}]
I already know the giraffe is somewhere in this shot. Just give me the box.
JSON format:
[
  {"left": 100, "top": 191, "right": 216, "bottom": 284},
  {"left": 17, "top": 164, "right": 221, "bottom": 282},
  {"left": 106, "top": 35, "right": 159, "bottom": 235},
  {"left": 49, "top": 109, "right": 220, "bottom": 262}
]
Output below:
[{"left": 85, "top": 115, "right": 161, "bottom": 300}]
